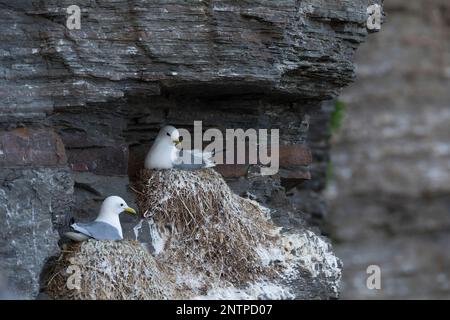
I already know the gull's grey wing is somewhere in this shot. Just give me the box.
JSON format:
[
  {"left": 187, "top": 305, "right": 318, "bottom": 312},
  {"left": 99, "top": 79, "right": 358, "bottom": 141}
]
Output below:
[
  {"left": 72, "top": 221, "right": 122, "bottom": 240},
  {"left": 173, "top": 149, "right": 215, "bottom": 170}
]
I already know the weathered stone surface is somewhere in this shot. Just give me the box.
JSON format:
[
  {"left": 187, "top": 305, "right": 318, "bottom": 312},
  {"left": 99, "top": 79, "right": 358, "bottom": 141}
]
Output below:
[
  {"left": 67, "top": 145, "right": 129, "bottom": 175},
  {"left": 1, "top": 0, "right": 378, "bottom": 122},
  {"left": 326, "top": 0, "right": 450, "bottom": 299},
  {"left": 0, "top": 126, "right": 72, "bottom": 298},
  {"left": 279, "top": 167, "right": 311, "bottom": 180},
  {"left": 0, "top": 168, "right": 73, "bottom": 299},
  {"left": 0, "top": 128, "right": 67, "bottom": 167},
  {"left": 215, "top": 164, "right": 250, "bottom": 178},
  {"left": 279, "top": 144, "right": 312, "bottom": 167},
  {"left": 0, "top": 0, "right": 373, "bottom": 115}
]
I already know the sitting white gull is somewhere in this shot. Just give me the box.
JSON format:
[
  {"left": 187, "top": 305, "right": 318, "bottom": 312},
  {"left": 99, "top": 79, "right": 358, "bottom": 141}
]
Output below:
[
  {"left": 64, "top": 196, "right": 136, "bottom": 242},
  {"left": 144, "top": 125, "right": 216, "bottom": 170}
]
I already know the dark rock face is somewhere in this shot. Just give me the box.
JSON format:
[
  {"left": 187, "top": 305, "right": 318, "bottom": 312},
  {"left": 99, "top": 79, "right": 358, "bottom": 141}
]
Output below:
[
  {"left": 0, "top": 128, "right": 67, "bottom": 167},
  {"left": 0, "top": 132, "right": 73, "bottom": 298},
  {"left": 0, "top": 0, "right": 380, "bottom": 299}
]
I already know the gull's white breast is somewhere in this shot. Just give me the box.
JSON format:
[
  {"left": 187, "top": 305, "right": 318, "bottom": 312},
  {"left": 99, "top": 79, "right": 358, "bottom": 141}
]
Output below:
[{"left": 145, "top": 140, "right": 178, "bottom": 169}]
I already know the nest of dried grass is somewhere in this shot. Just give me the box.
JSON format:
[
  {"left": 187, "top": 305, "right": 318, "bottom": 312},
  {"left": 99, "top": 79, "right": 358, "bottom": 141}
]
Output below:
[
  {"left": 46, "top": 168, "right": 341, "bottom": 299},
  {"left": 133, "top": 169, "right": 279, "bottom": 284},
  {"left": 46, "top": 240, "right": 177, "bottom": 300}
]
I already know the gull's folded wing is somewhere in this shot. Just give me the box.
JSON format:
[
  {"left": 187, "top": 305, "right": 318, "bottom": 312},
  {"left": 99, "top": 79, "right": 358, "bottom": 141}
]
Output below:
[
  {"left": 72, "top": 221, "right": 122, "bottom": 240},
  {"left": 174, "top": 149, "right": 215, "bottom": 169}
]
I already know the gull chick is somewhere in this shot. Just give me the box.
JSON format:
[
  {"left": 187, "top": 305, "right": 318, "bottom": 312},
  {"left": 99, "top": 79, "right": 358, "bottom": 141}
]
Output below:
[
  {"left": 144, "top": 125, "right": 215, "bottom": 170},
  {"left": 64, "top": 196, "right": 136, "bottom": 242}
]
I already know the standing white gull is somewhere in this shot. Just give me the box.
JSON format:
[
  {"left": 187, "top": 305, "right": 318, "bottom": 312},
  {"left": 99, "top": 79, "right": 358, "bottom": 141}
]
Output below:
[
  {"left": 64, "top": 196, "right": 136, "bottom": 242},
  {"left": 144, "top": 125, "right": 216, "bottom": 170}
]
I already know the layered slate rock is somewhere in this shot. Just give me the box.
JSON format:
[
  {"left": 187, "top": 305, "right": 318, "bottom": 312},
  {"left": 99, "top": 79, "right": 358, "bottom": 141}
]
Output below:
[
  {"left": 0, "top": 128, "right": 73, "bottom": 299},
  {"left": 1, "top": 0, "right": 376, "bottom": 112}
]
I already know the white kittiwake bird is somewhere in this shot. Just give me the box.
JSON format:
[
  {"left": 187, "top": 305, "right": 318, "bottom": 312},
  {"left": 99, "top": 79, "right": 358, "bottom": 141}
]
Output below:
[
  {"left": 144, "top": 125, "right": 216, "bottom": 170},
  {"left": 64, "top": 196, "right": 136, "bottom": 242}
]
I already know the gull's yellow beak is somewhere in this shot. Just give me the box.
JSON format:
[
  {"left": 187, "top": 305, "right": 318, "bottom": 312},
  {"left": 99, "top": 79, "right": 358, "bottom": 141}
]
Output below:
[
  {"left": 173, "top": 139, "right": 181, "bottom": 146},
  {"left": 123, "top": 207, "right": 137, "bottom": 215}
]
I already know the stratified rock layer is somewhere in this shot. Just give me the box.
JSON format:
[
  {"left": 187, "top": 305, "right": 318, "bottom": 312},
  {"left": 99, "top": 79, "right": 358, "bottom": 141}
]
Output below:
[{"left": 0, "top": 167, "right": 73, "bottom": 299}]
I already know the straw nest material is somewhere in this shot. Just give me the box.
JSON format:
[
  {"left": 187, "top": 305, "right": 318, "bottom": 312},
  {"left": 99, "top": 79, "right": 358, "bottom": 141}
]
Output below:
[
  {"left": 46, "top": 168, "right": 342, "bottom": 299},
  {"left": 133, "top": 168, "right": 280, "bottom": 284},
  {"left": 46, "top": 240, "right": 177, "bottom": 300}
]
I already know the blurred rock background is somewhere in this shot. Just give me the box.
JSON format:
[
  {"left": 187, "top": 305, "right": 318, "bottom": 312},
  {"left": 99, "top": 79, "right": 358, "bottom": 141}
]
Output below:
[{"left": 326, "top": 0, "right": 450, "bottom": 299}]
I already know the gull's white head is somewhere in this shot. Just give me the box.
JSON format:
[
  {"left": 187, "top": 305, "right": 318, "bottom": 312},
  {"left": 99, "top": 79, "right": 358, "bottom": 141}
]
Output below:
[
  {"left": 157, "top": 125, "right": 181, "bottom": 146},
  {"left": 99, "top": 196, "right": 136, "bottom": 216}
]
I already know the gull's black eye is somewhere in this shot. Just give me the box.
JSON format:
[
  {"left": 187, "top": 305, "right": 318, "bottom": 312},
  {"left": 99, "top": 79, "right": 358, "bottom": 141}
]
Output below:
[
  {"left": 120, "top": 203, "right": 124, "bottom": 207},
  {"left": 179, "top": 136, "right": 183, "bottom": 142},
  {"left": 166, "top": 132, "right": 171, "bottom": 137}
]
